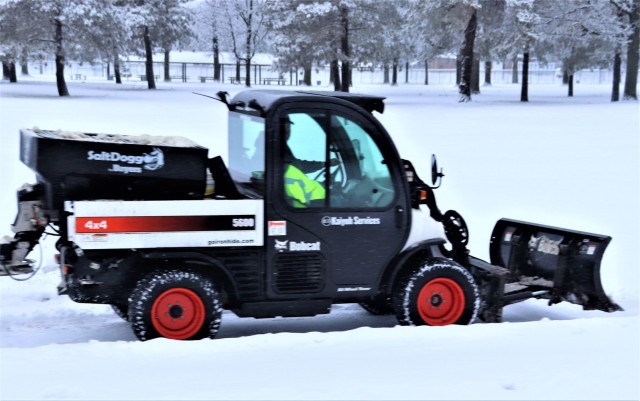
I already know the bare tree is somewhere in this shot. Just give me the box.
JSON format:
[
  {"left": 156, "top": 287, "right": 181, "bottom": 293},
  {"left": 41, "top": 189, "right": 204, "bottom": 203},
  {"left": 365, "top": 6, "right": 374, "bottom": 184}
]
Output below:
[
  {"left": 623, "top": 0, "right": 640, "bottom": 99},
  {"left": 459, "top": 8, "right": 477, "bottom": 102},
  {"left": 223, "top": 0, "right": 267, "bottom": 87}
]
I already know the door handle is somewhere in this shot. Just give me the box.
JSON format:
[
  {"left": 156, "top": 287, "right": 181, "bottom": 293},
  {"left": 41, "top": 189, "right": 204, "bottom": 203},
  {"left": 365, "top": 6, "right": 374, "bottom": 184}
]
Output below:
[{"left": 395, "top": 205, "right": 404, "bottom": 228}]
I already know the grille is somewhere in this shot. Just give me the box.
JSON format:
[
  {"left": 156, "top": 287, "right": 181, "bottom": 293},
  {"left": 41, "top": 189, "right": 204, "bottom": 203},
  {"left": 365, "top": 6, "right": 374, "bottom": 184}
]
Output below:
[{"left": 273, "top": 253, "right": 325, "bottom": 294}]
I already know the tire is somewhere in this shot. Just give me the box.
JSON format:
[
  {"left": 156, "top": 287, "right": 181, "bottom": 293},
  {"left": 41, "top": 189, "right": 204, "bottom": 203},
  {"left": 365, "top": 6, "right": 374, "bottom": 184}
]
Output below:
[
  {"left": 128, "top": 270, "right": 222, "bottom": 341},
  {"left": 111, "top": 304, "right": 129, "bottom": 321},
  {"left": 393, "top": 258, "right": 479, "bottom": 326},
  {"left": 359, "top": 294, "right": 393, "bottom": 315}
]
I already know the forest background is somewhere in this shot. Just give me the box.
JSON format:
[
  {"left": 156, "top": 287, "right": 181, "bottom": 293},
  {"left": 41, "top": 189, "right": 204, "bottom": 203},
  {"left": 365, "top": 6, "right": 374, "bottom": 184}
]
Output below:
[{"left": 1, "top": 0, "right": 639, "bottom": 102}]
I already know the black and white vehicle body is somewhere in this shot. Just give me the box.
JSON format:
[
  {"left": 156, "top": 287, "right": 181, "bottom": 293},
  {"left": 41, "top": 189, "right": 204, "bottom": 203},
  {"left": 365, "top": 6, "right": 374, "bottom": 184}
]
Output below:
[{"left": 0, "top": 90, "right": 621, "bottom": 341}]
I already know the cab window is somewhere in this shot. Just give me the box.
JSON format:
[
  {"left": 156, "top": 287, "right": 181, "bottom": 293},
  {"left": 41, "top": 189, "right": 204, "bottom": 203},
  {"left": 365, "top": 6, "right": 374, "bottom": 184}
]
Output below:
[
  {"left": 228, "top": 112, "right": 265, "bottom": 196},
  {"left": 281, "top": 111, "right": 395, "bottom": 209}
]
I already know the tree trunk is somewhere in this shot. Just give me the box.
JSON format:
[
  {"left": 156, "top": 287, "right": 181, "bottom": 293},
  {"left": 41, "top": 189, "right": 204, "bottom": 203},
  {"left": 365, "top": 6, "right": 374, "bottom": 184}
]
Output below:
[
  {"left": 303, "top": 64, "right": 312, "bottom": 86},
  {"left": 623, "top": 0, "right": 640, "bottom": 100},
  {"left": 405, "top": 61, "right": 409, "bottom": 84},
  {"left": 331, "top": 59, "right": 341, "bottom": 91},
  {"left": 2, "top": 62, "right": 9, "bottom": 80},
  {"left": 163, "top": 49, "right": 170, "bottom": 82},
  {"left": 392, "top": 58, "right": 398, "bottom": 86},
  {"left": 55, "top": 19, "right": 69, "bottom": 96},
  {"left": 143, "top": 26, "right": 156, "bottom": 90},
  {"left": 424, "top": 60, "right": 429, "bottom": 85},
  {"left": 213, "top": 36, "right": 220, "bottom": 81},
  {"left": 568, "top": 74, "right": 574, "bottom": 97},
  {"left": 562, "top": 69, "right": 569, "bottom": 85},
  {"left": 456, "top": 55, "right": 462, "bottom": 85},
  {"left": 458, "top": 9, "right": 477, "bottom": 102},
  {"left": 245, "top": 58, "right": 252, "bottom": 87},
  {"left": 471, "top": 55, "right": 480, "bottom": 94},
  {"left": 114, "top": 50, "right": 122, "bottom": 84},
  {"left": 520, "top": 51, "right": 529, "bottom": 102},
  {"left": 511, "top": 55, "right": 518, "bottom": 84},
  {"left": 20, "top": 51, "right": 29, "bottom": 75},
  {"left": 484, "top": 60, "right": 492, "bottom": 85},
  {"left": 245, "top": 1, "right": 253, "bottom": 88},
  {"left": 383, "top": 64, "right": 389, "bottom": 84},
  {"left": 235, "top": 61, "right": 241, "bottom": 81},
  {"left": 612, "top": 49, "right": 622, "bottom": 102},
  {"left": 8, "top": 62, "right": 17, "bottom": 83},
  {"left": 339, "top": 5, "right": 350, "bottom": 92}
]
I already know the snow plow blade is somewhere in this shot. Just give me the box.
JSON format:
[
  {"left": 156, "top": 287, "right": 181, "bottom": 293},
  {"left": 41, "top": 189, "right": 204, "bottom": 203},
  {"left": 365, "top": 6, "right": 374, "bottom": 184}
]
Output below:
[{"left": 489, "top": 218, "right": 622, "bottom": 312}]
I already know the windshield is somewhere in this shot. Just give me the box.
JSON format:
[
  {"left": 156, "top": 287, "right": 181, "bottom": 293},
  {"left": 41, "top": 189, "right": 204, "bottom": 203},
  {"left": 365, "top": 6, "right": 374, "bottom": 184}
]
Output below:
[{"left": 227, "top": 112, "right": 265, "bottom": 186}]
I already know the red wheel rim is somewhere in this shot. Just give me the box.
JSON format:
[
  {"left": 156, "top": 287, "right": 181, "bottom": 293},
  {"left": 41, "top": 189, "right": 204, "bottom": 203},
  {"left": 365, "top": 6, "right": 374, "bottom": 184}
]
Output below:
[
  {"left": 416, "top": 278, "right": 465, "bottom": 326},
  {"left": 151, "top": 288, "right": 206, "bottom": 340}
]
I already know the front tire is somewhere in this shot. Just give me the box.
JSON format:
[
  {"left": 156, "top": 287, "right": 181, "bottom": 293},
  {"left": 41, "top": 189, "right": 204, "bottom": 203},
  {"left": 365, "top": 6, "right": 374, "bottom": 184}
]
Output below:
[
  {"left": 128, "top": 270, "right": 222, "bottom": 341},
  {"left": 393, "top": 258, "right": 479, "bottom": 326}
]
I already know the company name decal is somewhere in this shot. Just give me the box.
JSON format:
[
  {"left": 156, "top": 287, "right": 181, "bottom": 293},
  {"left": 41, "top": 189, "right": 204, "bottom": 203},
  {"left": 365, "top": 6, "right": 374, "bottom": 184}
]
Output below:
[
  {"left": 274, "top": 240, "right": 321, "bottom": 252},
  {"left": 87, "top": 148, "right": 164, "bottom": 174},
  {"left": 321, "top": 216, "right": 381, "bottom": 227}
]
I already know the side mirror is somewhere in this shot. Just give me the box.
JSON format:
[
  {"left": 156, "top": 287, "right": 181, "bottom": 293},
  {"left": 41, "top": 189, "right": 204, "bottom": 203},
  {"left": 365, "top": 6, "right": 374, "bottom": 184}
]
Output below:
[{"left": 431, "top": 154, "right": 445, "bottom": 188}]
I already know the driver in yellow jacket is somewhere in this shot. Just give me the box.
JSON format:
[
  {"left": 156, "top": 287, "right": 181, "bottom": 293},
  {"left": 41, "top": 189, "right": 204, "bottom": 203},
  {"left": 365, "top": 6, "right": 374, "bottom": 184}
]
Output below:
[
  {"left": 282, "top": 119, "right": 336, "bottom": 207},
  {"left": 284, "top": 164, "right": 326, "bottom": 207}
]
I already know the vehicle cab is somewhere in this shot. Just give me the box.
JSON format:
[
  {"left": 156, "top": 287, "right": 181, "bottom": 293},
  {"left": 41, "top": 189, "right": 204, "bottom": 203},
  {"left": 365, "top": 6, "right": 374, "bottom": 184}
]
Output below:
[{"left": 220, "top": 90, "right": 442, "bottom": 309}]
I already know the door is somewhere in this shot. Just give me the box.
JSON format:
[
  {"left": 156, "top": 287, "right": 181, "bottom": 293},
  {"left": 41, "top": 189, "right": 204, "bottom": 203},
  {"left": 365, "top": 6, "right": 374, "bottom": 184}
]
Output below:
[{"left": 265, "top": 104, "right": 410, "bottom": 298}]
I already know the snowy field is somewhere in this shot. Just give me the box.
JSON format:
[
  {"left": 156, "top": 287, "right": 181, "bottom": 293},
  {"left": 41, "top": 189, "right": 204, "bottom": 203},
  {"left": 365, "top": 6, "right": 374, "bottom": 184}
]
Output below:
[{"left": 0, "top": 77, "right": 638, "bottom": 400}]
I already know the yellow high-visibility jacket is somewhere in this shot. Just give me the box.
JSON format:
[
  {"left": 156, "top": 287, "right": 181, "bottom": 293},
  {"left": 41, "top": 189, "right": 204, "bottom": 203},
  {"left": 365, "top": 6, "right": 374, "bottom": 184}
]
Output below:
[{"left": 284, "top": 164, "right": 325, "bottom": 207}]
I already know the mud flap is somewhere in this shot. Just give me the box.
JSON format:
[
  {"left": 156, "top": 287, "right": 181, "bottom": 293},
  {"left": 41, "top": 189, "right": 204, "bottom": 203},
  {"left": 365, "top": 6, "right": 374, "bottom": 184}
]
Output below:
[{"left": 490, "top": 218, "right": 622, "bottom": 313}]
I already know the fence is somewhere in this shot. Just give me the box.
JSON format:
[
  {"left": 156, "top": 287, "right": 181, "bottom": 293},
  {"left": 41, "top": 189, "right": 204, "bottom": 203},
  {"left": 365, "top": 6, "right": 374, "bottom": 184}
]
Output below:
[{"left": 24, "top": 60, "right": 619, "bottom": 86}]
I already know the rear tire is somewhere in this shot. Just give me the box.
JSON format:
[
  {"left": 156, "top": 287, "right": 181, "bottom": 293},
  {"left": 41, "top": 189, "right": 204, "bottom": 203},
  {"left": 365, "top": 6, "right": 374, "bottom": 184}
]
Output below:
[
  {"left": 393, "top": 258, "right": 479, "bottom": 326},
  {"left": 128, "top": 270, "right": 222, "bottom": 341}
]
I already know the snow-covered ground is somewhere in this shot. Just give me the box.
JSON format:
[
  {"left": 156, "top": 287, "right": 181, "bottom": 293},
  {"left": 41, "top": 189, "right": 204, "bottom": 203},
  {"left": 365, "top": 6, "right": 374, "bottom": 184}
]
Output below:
[{"left": 0, "top": 77, "right": 638, "bottom": 400}]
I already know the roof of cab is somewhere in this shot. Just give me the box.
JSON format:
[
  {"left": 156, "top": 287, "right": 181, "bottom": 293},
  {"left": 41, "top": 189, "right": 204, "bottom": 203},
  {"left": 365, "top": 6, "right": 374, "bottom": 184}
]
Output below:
[{"left": 226, "top": 89, "right": 385, "bottom": 115}]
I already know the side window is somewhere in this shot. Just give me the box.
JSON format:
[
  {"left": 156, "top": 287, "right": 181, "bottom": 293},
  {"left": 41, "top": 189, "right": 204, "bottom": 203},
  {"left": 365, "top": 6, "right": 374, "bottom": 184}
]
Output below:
[
  {"left": 329, "top": 115, "right": 395, "bottom": 208},
  {"left": 282, "top": 112, "right": 328, "bottom": 208},
  {"left": 280, "top": 111, "right": 395, "bottom": 210}
]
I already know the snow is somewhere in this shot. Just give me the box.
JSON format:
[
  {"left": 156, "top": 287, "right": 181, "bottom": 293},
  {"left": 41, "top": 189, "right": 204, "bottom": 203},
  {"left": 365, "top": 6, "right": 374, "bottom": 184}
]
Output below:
[
  {"left": 1, "top": 77, "right": 638, "bottom": 400},
  {"left": 27, "top": 128, "right": 201, "bottom": 147}
]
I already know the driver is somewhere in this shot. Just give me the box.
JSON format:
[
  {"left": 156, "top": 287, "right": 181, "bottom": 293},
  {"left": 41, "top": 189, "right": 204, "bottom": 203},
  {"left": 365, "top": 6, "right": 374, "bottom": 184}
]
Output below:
[
  {"left": 283, "top": 119, "right": 338, "bottom": 172},
  {"left": 282, "top": 118, "right": 337, "bottom": 207}
]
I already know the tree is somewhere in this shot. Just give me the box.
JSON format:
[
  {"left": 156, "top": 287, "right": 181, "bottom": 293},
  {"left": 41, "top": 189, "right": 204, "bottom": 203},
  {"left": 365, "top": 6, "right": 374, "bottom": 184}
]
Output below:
[
  {"left": 459, "top": 7, "right": 478, "bottom": 102},
  {"left": 222, "top": 0, "right": 268, "bottom": 87},
  {"left": 151, "top": 0, "right": 193, "bottom": 82},
  {"left": 265, "top": 1, "right": 328, "bottom": 86},
  {"left": 77, "top": 1, "right": 133, "bottom": 85},
  {"left": 128, "top": 0, "right": 177, "bottom": 89},
  {"left": 620, "top": 0, "right": 640, "bottom": 99},
  {"left": 502, "top": 0, "right": 541, "bottom": 102},
  {"left": 369, "top": 0, "right": 412, "bottom": 87},
  {"left": 28, "top": 0, "right": 98, "bottom": 96},
  {"left": 194, "top": 0, "right": 226, "bottom": 81},
  {"left": 1, "top": 0, "right": 55, "bottom": 86}
]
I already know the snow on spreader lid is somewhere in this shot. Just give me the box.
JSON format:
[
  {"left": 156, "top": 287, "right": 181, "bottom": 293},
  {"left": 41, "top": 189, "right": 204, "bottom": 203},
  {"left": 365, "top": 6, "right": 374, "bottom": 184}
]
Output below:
[{"left": 26, "top": 127, "right": 201, "bottom": 148}]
